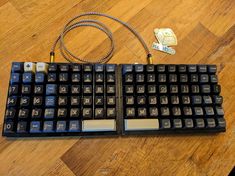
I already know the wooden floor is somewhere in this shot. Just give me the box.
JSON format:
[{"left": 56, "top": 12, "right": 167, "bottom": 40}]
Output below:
[{"left": 0, "top": 0, "right": 235, "bottom": 175}]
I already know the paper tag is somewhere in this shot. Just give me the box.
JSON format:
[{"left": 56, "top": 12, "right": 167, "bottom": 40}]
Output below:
[
  {"left": 152, "top": 42, "right": 176, "bottom": 55},
  {"left": 154, "top": 28, "right": 177, "bottom": 46}
]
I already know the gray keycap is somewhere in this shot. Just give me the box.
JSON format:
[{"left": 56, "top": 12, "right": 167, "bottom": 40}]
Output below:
[
  {"left": 216, "top": 107, "right": 224, "bottom": 116},
  {"left": 194, "top": 107, "right": 204, "bottom": 116},
  {"left": 43, "top": 121, "right": 54, "bottom": 132},
  {"left": 205, "top": 107, "right": 214, "bottom": 116},
  {"left": 173, "top": 119, "right": 182, "bottom": 128},
  {"left": 203, "top": 96, "right": 212, "bottom": 104},
  {"left": 69, "top": 120, "right": 80, "bottom": 132},
  {"left": 217, "top": 118, "right": 226, "bottom": 128}
]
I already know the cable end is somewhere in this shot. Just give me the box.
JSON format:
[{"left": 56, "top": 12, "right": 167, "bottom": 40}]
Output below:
[
  {"left": 147, "top": 54, "right": 153, "bottom": 64},
  {"left": 50, "top": 52, "right": 55, "bottom": 63}
]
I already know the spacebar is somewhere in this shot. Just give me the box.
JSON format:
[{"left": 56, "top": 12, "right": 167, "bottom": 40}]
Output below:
[
  {"left": 82, "top": 120, "right": 116, "bottom": 132},
  {"left": 125, "top": 119, "right": 159, "bottom": 131}
]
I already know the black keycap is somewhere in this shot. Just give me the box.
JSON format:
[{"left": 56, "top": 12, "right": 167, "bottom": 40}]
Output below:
[
  {"left": 180, "top": 74, "right": 188, "bottom": 82},
  {"left": 32, "top": 109, "right": 42, "bottom": 118},
  {"left": 123, "top": 65, "right": 133, "bottom": 73},
  {"left": 210, "top": 75, "right": 218, "bottom": 83},
  {"left": 48, "top": 64, "right": 57, "bottom": 72},
  {"left": 19, "top": 97, "right": 30, "bottom": 108},
  {"left": 107, "top": 73, "right": 115, "bottom": 83},
  {"left": 107, "top": 96, "right": 115, "bottom": 105},
  {"left": 83, "top": 64, "right": 92, "bottom": 72},
  {"left": 33, "top": 96, "right": 43, "bottom": 106},
  {"left": 138, "top": 108, "right": 147, "bottom": 117},
  {"left": 161, "top": 119, "right": 171, "bottom": 129},
  {"left": 34, "top": 85, "right": 44, "bottom": 94},
  {"left": 147, "top": 85, "right": 156, "bottom": 94},
  {"left": 188, "top": 65, "right": 197, "bottom": 73},
  {"left": 169, "top": 74, "right": 177, "bottom": 82},
  {"left": 17, "top": 121, "right": 27, "bottom": 133},
  {"left": 9, "top": 85, "right": 19, "bottom": 95},
  {"left": 214, "top": 95, "right": 223, "bottom": 104},
  {"left": 191, "top": 85, "right": 200, "bottom": 94},
  {"left": 95, "top": 85, "right": 103, "bottom": 94},
  {"left": 72, "top": 73, "right": 80, "bottom": 82},
  {"left": 149, "top": 107, "right": 158, "bottom": 117},
  {"left": 71, "top": 96, "right": 80, "bottom": 106},
  {"left": 106, "top": 64, "right": 116, "bottom": 72},
  {"left": 146, "top": 65, "right": 154, "bottom": 72},
  {"left": 170, "top": 85, "right": 178, "bottom": 93},
  {"left": 96, "top": 73, "right": 104, "bottom": 82},
  {"left": 158, "top": 74, "right": 166, "bottom": 82},
  {"left": 217, "top": 118, "right": 226, "bottom": 128},
  {"left": 184, "top": 119, "right": 194, "bottom": 128},
  {"left": 4, "top": 121, "right": 14, "bottom": 133},
  {"left": 137, "top": 85, "right": 145, "bottom": 94},
  {"left": 161, "top": 107, "right": 170, "bottom": 116},
  {"left": 136, "top": 74, "right": 145, "bottom": 82},
  {"left": 157, "top": 65, "right": 165, "bottom": 72},
  {"left": 71, "top": 85, "right": 80, "bottom": 94},
  {"left": 59, "top": 73, "right": 68, "bottom": 82},
  {"left": 5, "top": 108, "right": 16, "bottom": 119},
  {"left": 206, "top": 118, "right": 216, "bottom": 128},
  {"left": 71, "top": 64, "right": 81, "bottom": 72},
  {"left": 107, "top": 108, "right": 116, "bottom": 118},
  {"left": 59, "top": 65, "right": 69, "bottom": 72},
  {"left": 190, "top": 74, "right": 198, "bottom": 82},
  {"left": 22, "top": 85, "right": 31, "bottom": 94},
  {"left": 171, "top": 96, "right": 179, "bottom": 104},
  {"left": 125, "top": 85, "right": 134, "bottom": 94},
  {"left": 200, "top": 74, "right": 209, "bottom": 83},
  {"left": 194, "top": 107, "right": 204, "bottom": 116},
  {"left": 135, "top": 65, "right": 144, "bottom": 72},
  {"left": 48, "top": 73, "right": 57, "bottom": 82},
  {"left": 107, "top": 85, "right": 115, "bottom": 94},
  {"left": 195, "top": 119, "right": 205, "bottom": 128},
  {"left": 70, "top": 108, "right": 80, "bottom": 118},
  {"left": 83, "top": 73, "right": 92, "bottom": 83},
  {"left": 178, "top": 65, "right": 187, "bottom": 72},
  {"left": 212, "top": 85, "right": 221, "bottom": 94},
  {"left": 126, "top": 108, "right": 135, "bottom": 117},
  {"left": 57, "top": 108, "right": 67, "bottom": 118},
  {"left": 168, "top": 65, "right": 176, "bottom": 72},
  {"left": 95, "top": 108, "right": 104, "bottom": 118},
  {"left": 59, "top": 85, "right": 68, "bottom": 94},
  {"left": 83, "top": 96, "right": 92, "bottom": 106},
  {"left": 182, "top": 96, "right": 190, "bottom": 104},
  {"left": 126, "top": 96, "right": 134, "bottom": 105},
  {"left": 205, "top": 107, "right": 214, "bottom": 116},
  {"left": 198, "top": 65, "right": 207, "bottom": 73},
  {"left": 83, "top": 108, "right": 92, "bottom": 118},
  {"left": 203, "top": 96, "right": 212, "bottom": 104},
  {"left": 183, "top": 107, "right": 192, "bottom": 116},
  {"left": 192, "top": 96, "right": 202, "bottom": 104},
  {"left": 148, "top": 96, "right": 157, "bottom": 105},
  {"left": 181, "top": 85, "right": 189, "bottom": 93},
  {"left": 147, "top": 74, "right": 155, "bottom": 82},
  {"left": 172, "top": 107, "right": 181, "bottom": 116},
  {"left": 7, "top": 96, "right": 17, "bottom": 106},
  {"left": 83, "top": 85, "right": 92, "bottom": 94},
  {"left": 18, "top": 109, "right": 29, "bottom": 119},
  {"left": 137, "top": 96, "right": 146, "bottom": 105},
  {"left": 173, "top": 119, "right": 182, "bottom": 128},
  {"left": 95, "top": 96, "right": 103, "bottom": 106},
  {"left": 160, "top": 96, "right": 168, "bottom": 104},
  {"left": 58, "top": 96, "right": 68, "bottom": 106},
  {"left": 159, "top": 85, "right": 167, "bottom": 93},
  {"left": 208, "top": 65, "right": 217, "bottom": 73},
  {"left": 216, "top": 107, "right": 224, "bottom": 116}
]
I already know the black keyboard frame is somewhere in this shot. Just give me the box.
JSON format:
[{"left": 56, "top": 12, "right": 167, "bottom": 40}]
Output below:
[{"left": 2, "top": 63, "right": 226, "bottom": 137}]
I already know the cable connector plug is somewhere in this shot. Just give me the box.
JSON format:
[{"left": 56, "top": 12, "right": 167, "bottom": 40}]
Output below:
[
  {"left": 147, "top": 53, "right": 153, "bottom": 64},
  {"left": 50, "top": 52, "right": 55, "bottom": 63}
]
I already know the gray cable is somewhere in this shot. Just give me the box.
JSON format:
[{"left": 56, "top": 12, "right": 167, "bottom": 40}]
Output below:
[{"left": 51, "top": 12, "right": 151, "bottom": 63}]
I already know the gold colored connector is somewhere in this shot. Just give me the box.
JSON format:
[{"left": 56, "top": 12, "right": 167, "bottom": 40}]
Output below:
[
  {"left": 50, "top": 52, "right": 55, "bottom": 63},
  {"left": 147, "top": 54, "right": 153, "bottom": 64}
]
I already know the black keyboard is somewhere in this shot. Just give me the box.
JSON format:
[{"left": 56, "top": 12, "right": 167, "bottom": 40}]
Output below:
[{"left": 2, "top": 62, "right": 226, "bottom": 137}]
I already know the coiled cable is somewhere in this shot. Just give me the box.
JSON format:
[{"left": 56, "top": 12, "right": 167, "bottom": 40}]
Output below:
[{"left": 50, "top": 12, "right": 153, "bottom": 64}]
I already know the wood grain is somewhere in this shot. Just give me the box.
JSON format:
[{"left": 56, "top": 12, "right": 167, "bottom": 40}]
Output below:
[{"left": 0, "top": 0, "right": 235, "bottom": 175}]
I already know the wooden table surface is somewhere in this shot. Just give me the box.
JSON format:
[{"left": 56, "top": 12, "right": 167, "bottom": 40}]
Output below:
[{"left": 0, "top": 0, "right": 235, "bottom": 175}]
